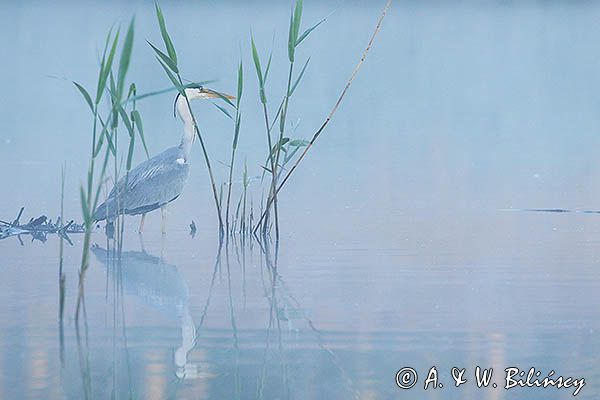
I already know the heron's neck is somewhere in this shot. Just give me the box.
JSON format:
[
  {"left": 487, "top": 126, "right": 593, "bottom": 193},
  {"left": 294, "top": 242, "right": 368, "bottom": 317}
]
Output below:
[
  {"left": 179, "top": 121, "right": 195, "bottom": 160},
  {"left": 177, "top": 97, "right": 195, "bottom": 160}
]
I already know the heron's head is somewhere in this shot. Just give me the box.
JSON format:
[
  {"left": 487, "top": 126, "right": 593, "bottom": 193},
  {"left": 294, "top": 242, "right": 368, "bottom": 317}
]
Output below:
[{"left": 174, "top": 87, "right": 235, "bottom": 119}]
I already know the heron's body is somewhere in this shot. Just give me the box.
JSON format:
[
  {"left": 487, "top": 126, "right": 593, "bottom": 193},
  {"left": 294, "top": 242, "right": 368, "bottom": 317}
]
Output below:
[
  {"left": 93, "top": 146, "right": 189, "bottom": 222},
  {"left": 92, "top": 87, "right": 234, "bottom": 234}
]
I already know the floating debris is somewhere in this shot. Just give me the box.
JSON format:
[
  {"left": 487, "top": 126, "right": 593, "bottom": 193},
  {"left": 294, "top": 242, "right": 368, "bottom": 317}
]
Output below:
[{"left": 0, "top": 207, "right": 85, "bottom": 245}]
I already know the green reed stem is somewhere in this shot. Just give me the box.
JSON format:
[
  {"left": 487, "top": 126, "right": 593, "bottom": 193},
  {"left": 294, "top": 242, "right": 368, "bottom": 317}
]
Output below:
[{"left": 266, "top": 61, "right": 295, "bottom": 241}]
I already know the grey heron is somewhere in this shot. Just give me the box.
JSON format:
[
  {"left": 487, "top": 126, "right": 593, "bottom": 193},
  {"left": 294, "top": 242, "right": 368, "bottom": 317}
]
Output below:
[{"left": 93, "top": 87, "right": 234, "bottom": 234}]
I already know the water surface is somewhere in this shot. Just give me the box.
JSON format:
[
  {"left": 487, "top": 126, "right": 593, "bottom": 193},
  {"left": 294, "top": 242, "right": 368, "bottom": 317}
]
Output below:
[{"left": 1, "top": 1, "right": 600, "bottom": 399}]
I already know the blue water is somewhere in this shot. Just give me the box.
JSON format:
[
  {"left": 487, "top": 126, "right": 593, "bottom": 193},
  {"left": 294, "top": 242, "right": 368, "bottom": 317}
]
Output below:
[{"left": 1, "top": 1, "right": 600, "bottom": 399}]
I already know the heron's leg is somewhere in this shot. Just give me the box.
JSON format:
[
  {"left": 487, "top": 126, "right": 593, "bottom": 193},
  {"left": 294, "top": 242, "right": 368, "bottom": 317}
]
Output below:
[
  {"left": 138, "top": 214, "right": 146, "bottom": 234},
  {"left": 161, "top": 206, "right": 167, "bottom": 235}
]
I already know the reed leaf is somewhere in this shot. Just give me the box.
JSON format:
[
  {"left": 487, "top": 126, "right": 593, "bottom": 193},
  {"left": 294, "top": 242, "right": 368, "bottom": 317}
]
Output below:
[
  {"left": 155, "top": 56, "right": 184, "bottom": 94},
  {"left": 263, "top": 137, "right": 290, "bottom": 171},
  {"left": 296, "top": 13, "right": 329, "bottom": 47},
  {"left": 126, "top": 135, "right": 135, "bottom": 170},
  {"left": 288, "top": 138, "right": 310, "bottom": 147},
  {"left": 264, "top": 50, "right": 273, "bottom": 83},
  {"left": 105, "top": 127, "right": 117, "bottom": 157},
  {"left": 213, "top": 103, "right": 233, "bottom": 120},
  {"left": 283, "top": 144, "right": 300, "bottom": 164},
  {"left": 147, "top": 41, "right": 178, "bottom": 73},
  {"left": 117, "top": 104, "right": 133, "bottom": 137},
  {"left": 287, "top": 10, "right": 295, "bottom": 62},
  {"left": 108, "top": 73, "right": 119, "bottom": 128},
  {"left": 250, "top": 35, "right": 267, "bottom": 104},
  {"left": 236, "top": 61, "right": 243, "bottom": 108},
  {"left": 106, "top": 129, "right": 117, "bottom": 157},
  {"left": 233, "top": 114, "right": 242, "bottom": 149},
  {"left": 94, "top": 117, "right": 106, "bottom": 157},
  {"left": 289, "top": 57, "right": 310, "bottom": 96},
  {"left": 288, "top": 0, "right": 303, "bottom": 62},
  {"left": 73, "top": 82, "right": 93, "bottom": 112},
  {"left": 94, "top": 115, "right": 116, "bottom": 157},
  {"left": 279, "top": 105, "right": 287, "bottom": 134},
  {"left": 213, "top": 91, "right": 236, "bottom": 108},
  {"left": 100, "top": 26, "right": 113, "bottom": 64},
  {"left": 293, "top": 0, "right": 304, "bottom": 43},
  {"left": 96, "top": 30, "right": 120, "bottom": 104},
  {"left": 250, "top": 35, "right": 263, "bottom": 85},
  {"left": 155, "top": 2, "right": 178, "bottom": 64},
  {"left": 130, "top": 110, "right": 149, "bottom": 159},
  {"left": 117, "top": 18, "right": 135, "bottom": 96},
  {"left": 278, "top": 137, "right": 291, "bottom": 147}
]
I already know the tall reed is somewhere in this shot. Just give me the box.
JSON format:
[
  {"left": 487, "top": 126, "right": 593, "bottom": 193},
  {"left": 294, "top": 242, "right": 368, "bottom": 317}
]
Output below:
[
  {"left": 225, "top": 61, "right": 244, "bottom": 235},
  {"left": 251, "top": 0, "right": 328, "bottom": 239},
  {"left": 250, "top": 34, "right": 277, "bottom": 237},
  {"left": 73, "top": 18, "right": 145, "bottom": 321},
  {"left": 58, "top": 165, "right": 66, "bottom": 323},
  {"left": 58, "top": 165, "right": 66, "bottom": 365},
  {"left": 149, "top": 3, "right": 226, "bottom": 235},
  {"left": 253, "top": 0, "right": 393, "bottom": 232}
]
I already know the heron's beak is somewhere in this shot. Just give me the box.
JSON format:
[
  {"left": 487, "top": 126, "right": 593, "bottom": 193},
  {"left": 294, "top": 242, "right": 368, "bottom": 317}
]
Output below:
[{"left": 200, "top": 88, "right": 235, "bottom": 100}]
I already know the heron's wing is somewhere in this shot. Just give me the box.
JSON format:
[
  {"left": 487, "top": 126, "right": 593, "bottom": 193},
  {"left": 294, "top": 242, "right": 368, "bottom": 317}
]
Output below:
[{"left": 111, "top": 147, "right": 189, "bottom": 212}]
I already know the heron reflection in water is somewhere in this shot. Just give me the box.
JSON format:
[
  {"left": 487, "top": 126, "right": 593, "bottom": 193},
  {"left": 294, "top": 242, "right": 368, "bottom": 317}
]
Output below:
[
  {"left": 93, "top": 87, "right": 234, "bottom": 234},
  {"left": 91, "top": 244, "right": 200, "bottom": 379}
]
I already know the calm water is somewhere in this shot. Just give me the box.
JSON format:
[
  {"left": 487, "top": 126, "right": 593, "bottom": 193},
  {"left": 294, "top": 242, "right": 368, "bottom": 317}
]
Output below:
[{"left": 1, "top": 1, "right": 600, "bottom": 399}]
